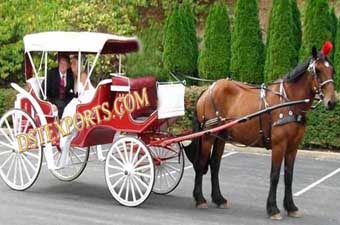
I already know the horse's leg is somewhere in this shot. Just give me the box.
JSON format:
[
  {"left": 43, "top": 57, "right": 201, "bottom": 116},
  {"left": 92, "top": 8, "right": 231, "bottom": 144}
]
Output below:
[
  {"left": 284, "top": 149, "right": 302, "bottom": 217},
  {"left": 267, "top": 143, "right": 286, "bottom": 220},
  {"left": 193, "top": 137, "right": 213, "bottom": 208},
  {"left": 210, "top": 138, "right": 229, "bottom": 208}
]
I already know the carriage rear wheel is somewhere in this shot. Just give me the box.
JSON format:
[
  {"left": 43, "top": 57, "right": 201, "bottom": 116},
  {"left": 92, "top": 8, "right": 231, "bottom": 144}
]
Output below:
[
  {"left": 149, "top": 143, "right": 184, "bottom": 195},
  {"left": 50, "top": 146, "right": 89, "bottom": 181},
  {"left": 105, "top": 136, "right": 154, "bottom": 207},
  {"left": 0, "top": 109, "right": 43, "bottom": 190}
]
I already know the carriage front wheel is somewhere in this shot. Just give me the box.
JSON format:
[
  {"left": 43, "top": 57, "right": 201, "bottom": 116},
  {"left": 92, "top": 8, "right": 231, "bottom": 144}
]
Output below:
[
  {"left": 105, "top": 136, "right": 154, "bottom": 207},
  {"left": 0, "top": 109, "right": 43, "bottom": 190}
]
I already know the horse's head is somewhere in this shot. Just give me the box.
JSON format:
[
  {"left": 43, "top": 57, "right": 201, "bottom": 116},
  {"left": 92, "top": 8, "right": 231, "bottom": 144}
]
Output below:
[{"left": 309, "top": 41, "right": 337, "bottom": 110}]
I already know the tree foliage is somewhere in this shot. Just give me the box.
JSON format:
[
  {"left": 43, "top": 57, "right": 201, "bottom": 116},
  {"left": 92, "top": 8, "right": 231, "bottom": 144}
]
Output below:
[
  {"left": 290, "top": 0, "right": 302, "bottom": 53},
  {"left": 198, "top": 2, "right": 231, "bottom": 80},
  {"left": 299, "top": 0, "right": 332, "bottom": 61},
  {"left": 334, "top": 17, "right": 340, "bottom": 91},
  {"left": 163, "top": 5, "right": 198, "bottom": 82},
  {"left": 264, "top": 0, "right": 297, "bottom": 82},
  {"left": 230, "top": 0, "right": 264, "bottom": 84}
]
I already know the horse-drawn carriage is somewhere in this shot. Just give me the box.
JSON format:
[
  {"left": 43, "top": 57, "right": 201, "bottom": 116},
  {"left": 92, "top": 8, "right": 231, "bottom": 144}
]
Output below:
[
  {"left": 0, "top": 32, "right": 186, "bottom": 206},
  {"left": 0, "top": 32, "right": 323, "bottom": 215}
]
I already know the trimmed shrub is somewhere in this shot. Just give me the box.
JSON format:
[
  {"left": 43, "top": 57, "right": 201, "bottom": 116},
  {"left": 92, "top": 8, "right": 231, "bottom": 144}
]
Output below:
[
  {"left": 163, "top": 5, "right": 198, "bottom": 83},
  {"left": 230, "top": 0, "right": 264, "bottom": 83},
  {"left": 0, "top": 88, "right": 16, "bottom": 115},
  {"left": 126, "top": 23, "right": 168, "bottom": 81},
  {"left": 299, "top": 0, "right": 332, "bottom": 61},
  {"left": 198, "top": 2, "right": 231, "bottom": 80},
  {"left": 302, "top": 101, "right": 340, "bottom": 150},
  {"left": 290, "top": 0, "right": 302, "bottom": 53},
  {"left": 334, "top": 17, "right": 340, "bottom": 91},
  {"left": 329, "top": 7, "right": 337, "bottom": 61},
  {"left": 264, "top": 0, "right": 297, "bottom": 82}
]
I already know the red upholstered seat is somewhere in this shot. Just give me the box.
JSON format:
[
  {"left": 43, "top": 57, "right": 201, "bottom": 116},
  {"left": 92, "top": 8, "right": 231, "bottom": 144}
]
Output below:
[{"left": 112, "top": 76, "right": 157, "bottom": 118}]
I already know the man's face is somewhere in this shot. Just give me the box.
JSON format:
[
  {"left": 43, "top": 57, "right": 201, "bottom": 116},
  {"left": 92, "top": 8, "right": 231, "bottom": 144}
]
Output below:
[
  {"left": 71, "top": 58, "right": 78, "bottom": 76},
  {"left": 58, "top": 58, "right": 68, "bottom": 74}
]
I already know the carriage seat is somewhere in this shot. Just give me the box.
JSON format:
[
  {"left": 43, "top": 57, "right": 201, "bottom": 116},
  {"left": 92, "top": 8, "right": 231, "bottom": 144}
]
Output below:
[{"left": 111, "top": 76, "right": 157, "bottom": 119}]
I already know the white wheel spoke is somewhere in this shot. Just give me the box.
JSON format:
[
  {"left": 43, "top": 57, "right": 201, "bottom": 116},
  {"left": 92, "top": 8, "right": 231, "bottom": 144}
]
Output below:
[
  {"left": 123, "top": 141, "right": 129, "bottom": 164},
  {"left": 0, "top": 128, "right": 14, "bottom": 146},
  {"left": 110, "top": 153, "right": 125, "bottom": 168},
  {"left": 111, "top": 175, "right": 125, "bottom": 189},
  {"left": 13, "top": 157, "right": 18, "bottom": 184},
  {"left": 0, "top": 153, "right": 14, "bottom": 169},
  {"left": 134, "top": 175, "right": 148, "bottom": 189},
  {"left": 0, "top": 150, "right": 12, "bottom": 156},
  {"left": 118, "top": 176, "right": 128, "bottom": 196},
  {"left": 125, "top": 178, "right": 130, "bottom": 201},
  {"left": 132, "top": 176, "right": 143, "bottom": 198},
  {"left": 19, "top": 155, "right": 31, "bottom": 180},
  {"left": 133, "top": 154, "right": 147, "bottom": 168},
  {"left": 21, "top": 154, "right": 37, "bottom": 172},
  {"left": 130, "top": 178, "right": 136, "bottom": 202},
  {"left": 22, "top": 120, "right": 29, "bottom": 134},
  {"left": 164, "top": 163, "right": 180, "bottom": 172},
  {"left": 70, "top": 149, "right": 83, "bottom": 163},
  {"left": 6, "top": 155, "right": 15, "bottom": 177},
  {"left": 134, "top": 172, "right": 151, "bottom": 179},
  {"left": 163, "top": 166, "right": 176, "bottom": 182},
  {"left": 134, "top": 164, "right": 151, "bottom": 172},
  {"left": 0, "top": 141, "right": 15, "bottom": 150},
  {"left": 107, "top": 165, "right": 124, "bottom": 171},
  {"left": 163, "top": 167, "right": 170, "bottom": 188},
  {"left": 18, "top": 156, "right": 24, "bottom": 185},
  {"left": 131, "top": 146, "right": 141, "bottom": 165},
  {"left": 24, "top": 151, "right": 40, "bottom": 160},
  {"left": 116, "top": 146, "right": 127, "bottom": 165},
  {"left": 109, "top": 171, "right": 124, "bottom": 178},
  {"left": 129, "top": 142, "right": 134, "bottom": 163},
  {"left": 5, "top": 118, "right": 15, "bottom": 141}
]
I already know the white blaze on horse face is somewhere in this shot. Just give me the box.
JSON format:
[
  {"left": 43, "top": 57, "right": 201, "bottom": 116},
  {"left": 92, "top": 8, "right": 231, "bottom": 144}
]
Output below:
[{"left": 324, "top": 61, "right": 330, "bottom": 68}]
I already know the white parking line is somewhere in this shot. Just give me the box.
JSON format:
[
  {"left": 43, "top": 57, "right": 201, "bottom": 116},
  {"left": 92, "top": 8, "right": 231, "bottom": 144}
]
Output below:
[
  {"left": 294, "top": 168, "right": 340, "bottom": 197},
  {"left": 184, "top": 151, "right": 238, "bottom": 170}
]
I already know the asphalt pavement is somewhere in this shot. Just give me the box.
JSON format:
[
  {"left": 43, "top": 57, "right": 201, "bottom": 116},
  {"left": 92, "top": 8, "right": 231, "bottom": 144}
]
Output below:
[{"left": 0, "top": 147, "right": 339, "bottom": 225}]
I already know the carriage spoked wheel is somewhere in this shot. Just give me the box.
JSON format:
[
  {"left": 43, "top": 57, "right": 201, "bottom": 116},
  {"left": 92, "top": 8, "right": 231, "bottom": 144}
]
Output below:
[
  {"left": 0, "top": 109, "right": 43, "bottom": 190},
  {"left": 105, "top": 136, "right": 154, "bottom": 207},
  {"left": 50, "top": 145, "right": 90, "bottom": 181},
  {"left": 149, "top": 143, "right": 184, "bottom": 195}
]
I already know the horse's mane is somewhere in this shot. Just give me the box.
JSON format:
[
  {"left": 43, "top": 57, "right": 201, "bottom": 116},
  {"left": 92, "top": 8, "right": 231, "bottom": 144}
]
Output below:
[{"left": 284, "top": 58, "right": 311, "bottom": 82}]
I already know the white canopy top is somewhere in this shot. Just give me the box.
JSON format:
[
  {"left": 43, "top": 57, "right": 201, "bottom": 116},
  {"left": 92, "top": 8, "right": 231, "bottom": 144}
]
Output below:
[{"left": 23, "top": 31, "right": 139, "bottom": 54}]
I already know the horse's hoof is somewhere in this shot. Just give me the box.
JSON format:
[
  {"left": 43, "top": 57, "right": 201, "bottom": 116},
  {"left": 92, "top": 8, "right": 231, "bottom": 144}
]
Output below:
[
  {"left": 196, "top": 202, "right": 208, "bottom": 209},
  {"left": 217, "top": 202, "right": 231, "bottom": 209},
  {"left": 288, "top": 210, "right": 303, "bottom": 218},
  {"left": 269, "top": 213, "right": 283, "bottom": 220}
]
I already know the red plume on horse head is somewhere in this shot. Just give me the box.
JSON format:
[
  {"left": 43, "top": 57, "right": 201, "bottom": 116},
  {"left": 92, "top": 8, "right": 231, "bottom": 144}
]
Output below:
[{"left": 322, "top": 41, "right": 333, "bottom": 56}]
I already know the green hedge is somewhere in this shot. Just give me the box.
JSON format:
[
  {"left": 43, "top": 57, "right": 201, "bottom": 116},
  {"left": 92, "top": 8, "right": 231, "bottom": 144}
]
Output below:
[
  {"left": 169, "top": 87, "right": 340, "bottom": 151},
  {"left": 0, "top": 88, "right": 16, "bottom": 115}
]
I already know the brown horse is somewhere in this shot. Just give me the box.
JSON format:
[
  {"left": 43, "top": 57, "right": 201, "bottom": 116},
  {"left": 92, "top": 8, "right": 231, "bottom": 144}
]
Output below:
[{"left": 184, "top": 43, "right": 337, "bottom": 219}]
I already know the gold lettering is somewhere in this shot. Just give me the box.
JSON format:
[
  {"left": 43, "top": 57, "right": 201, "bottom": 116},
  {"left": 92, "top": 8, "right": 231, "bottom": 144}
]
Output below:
[
  {"left": 54, "top": 120, "right": 70, "bottom": 138},
  {"left": 73, "top": 113, "right": 84, "bottom": 131},
  {"left": 17, "top": 134, "right": 28, "bottom": 153},
  {"left": 101, "top": 102, "right": 112, "bottom": 121},
  {"left": 28, "top": 129, "right": 38, "bottom": 149},
  {"left": 63, "top": 116, "right": 73, "bottom": 134},
  {"left": 43, "top": 123, "right": 55, "bottom": 143},
  {"left": 134, "top": 88, "right": 150, "bottom": 110},
  {"left": 82, "top": 109, "right": 96, "bottom": 128},
  {"left": 114, "top": 96, "right": 125, "bottom": 116},
  {"left": 92, "top": 105, "right": 102, "bottom": 124},
  {"left": 123, "top": 93, "right": 136, "bottom": 112},
  {"left": 35, "top": 127, "right": 44, "bottom": 145}
]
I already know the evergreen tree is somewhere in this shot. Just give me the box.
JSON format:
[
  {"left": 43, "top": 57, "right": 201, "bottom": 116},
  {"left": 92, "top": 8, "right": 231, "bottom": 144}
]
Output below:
[
  {"left": 180, "top": 4, "right": 199, "bottom": 78},
  {"left": 290, "top": 0, "right": 302, "bottom": 53},
  {"left": 163, "top": 5, "right": 198, "bottom": 83},
  {"left": 198, "top": 2, "right": 231, "bottom": 79},
  {"left": 264, "top": 0, "right": 297, "bottom": 82},
  {"left": 230, "top": 0, "right": 264, "bottom": 83},
  {"left": 299, "top": 0, "right": 332, "bottom": 60},
  {"left": 329, "top": 7, "right": 337, "bottom": 61},
  {"left": 334, "top": 17, "right": 340, "bottom": 91}
]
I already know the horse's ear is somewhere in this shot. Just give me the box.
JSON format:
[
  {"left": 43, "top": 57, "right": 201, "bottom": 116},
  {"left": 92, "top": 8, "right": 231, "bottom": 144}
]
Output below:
[{"left": 312, "top": 46, "right": 318, "bottom": 59}]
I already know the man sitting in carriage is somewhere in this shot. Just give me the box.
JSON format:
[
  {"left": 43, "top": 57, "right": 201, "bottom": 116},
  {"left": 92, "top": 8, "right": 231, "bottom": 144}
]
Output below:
[{"left": 44, "top": 54, "right": 75, "bottom": 118}]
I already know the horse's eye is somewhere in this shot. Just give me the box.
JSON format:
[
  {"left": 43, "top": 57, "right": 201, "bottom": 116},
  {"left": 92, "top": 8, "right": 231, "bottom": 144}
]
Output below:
[{"left": 315, "top": 68, "right": 321, "bottom": 75}]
